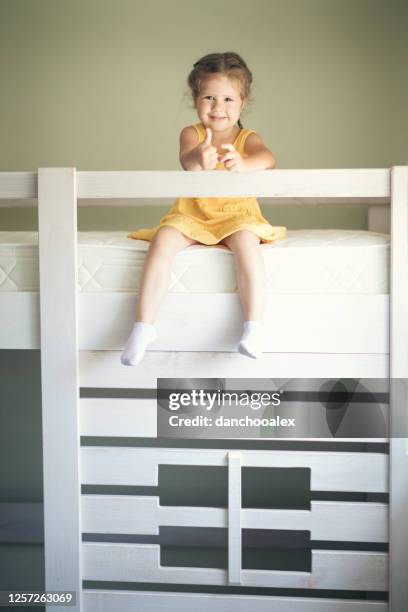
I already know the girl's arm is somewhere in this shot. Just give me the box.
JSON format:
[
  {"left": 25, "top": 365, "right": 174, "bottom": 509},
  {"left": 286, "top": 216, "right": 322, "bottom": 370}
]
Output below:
[
  {"left": 219, "top": 132, "right": 276, "bottom": 172},
  {"left": 179, "top": 126, "right": 218, "bottom": 171},
  {"left": 179, "top": 126, "right": 201, "bottom": 171},
  {"left": 243, "top": 132, "right": 276, "bottom": 170}
]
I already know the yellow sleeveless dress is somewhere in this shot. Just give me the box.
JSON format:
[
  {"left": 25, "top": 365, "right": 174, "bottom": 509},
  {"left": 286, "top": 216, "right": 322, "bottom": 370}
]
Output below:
[{"left": 128, "top": 123, "right": 287, "bottom": 245}]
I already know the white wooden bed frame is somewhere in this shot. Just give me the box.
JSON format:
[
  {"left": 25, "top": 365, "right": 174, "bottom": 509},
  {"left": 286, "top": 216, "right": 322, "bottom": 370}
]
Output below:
[{"left": 1, "top": 167, "right": 408, "bottom": 611}]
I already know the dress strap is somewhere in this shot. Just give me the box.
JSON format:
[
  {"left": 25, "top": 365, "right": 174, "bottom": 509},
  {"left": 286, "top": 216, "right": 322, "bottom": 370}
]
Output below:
[
  {"left": 193, "top": 123, "right": 206, "bottom": 143},
  {"left": 235, "top": 128, "right": 255, "bottom": 155}
]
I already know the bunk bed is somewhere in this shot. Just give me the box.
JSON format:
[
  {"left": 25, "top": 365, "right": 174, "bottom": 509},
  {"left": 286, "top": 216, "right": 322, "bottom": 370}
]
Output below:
[{"left": 0, "top": 167, "right": 407, "bottom": 611}]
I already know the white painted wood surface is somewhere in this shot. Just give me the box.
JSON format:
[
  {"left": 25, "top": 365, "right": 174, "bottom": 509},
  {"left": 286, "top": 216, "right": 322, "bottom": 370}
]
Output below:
[
  {"left": 80, "top": 447, "right": 388, "bottom": 492},
  {"left": 78, "top": 293, "right": 389, "bottom": 353},
  {"left": 82, "top": 590, "right": 388, "bottom": 612},
  {"left": 79, "top": 397, "right": 388, "bottom": 441},
  {"left": 80, "top": 398, "right": 157, "bottom": 437},
  {"left": 82, "top": 542, "right": 387, "bottom": 590},
  {"left": 0, "top": 168, "right": 391, "bottom": 204},
  {"left": 228, "top": 452, "right": 242, "bottom": 585},
  {"left": 0, "top": 291, "right": 389, "bottom": 356},
  {"left": 38, "top": 169, "right": 81, "bottom": 612},
  {"left": 79, "top": 351, "right": 389, "bottom": 387},
  {"left": 390, "top": 166, "right": 408, "bottom": 376},
  {"left": 81, "top": 495, "right": 388, "bottom": 542},
  {"left": 76, "top": 169, "right": 390, "bottom": 199},
  {"left": 1, "top": 498, "right": 387, "bottom": 545},
  {"left": 389, "top": 166, "right": 408, "bottom": 612}
]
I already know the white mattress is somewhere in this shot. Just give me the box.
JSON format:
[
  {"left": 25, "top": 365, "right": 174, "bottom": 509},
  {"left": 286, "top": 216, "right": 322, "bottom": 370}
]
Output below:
[{"left": 0, "top": 230, "right": 389, "bottom": 294}]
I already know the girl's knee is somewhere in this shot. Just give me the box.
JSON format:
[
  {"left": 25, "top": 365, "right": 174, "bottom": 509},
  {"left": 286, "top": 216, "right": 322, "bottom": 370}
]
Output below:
[
  {"left": 149, "top": 226, "right": 193, "bottom": 256},
  {"left": 224, "top": 230, "right": 260, "bottom": 251},
  {"left": 152, "top": 226, "right": 178, "bottom": 242}
]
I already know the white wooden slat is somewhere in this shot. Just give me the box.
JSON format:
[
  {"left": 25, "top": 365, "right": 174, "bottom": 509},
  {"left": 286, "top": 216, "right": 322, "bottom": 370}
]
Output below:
[
  {"left": 307, "top": 501, "right": 388, "bottom": 542},
  {"left": 82, "top": 589, "right": 388, "bottom": 612},
  {"left": 0, "top": 292, "right": 390, "bottom": 357},
  {"left": 0, "top": 172, "right": 37, "bottom": 199},
  {"left": 79, "top": 351, "right": 389, "bottom": 388},
  {"left": 79, "top": 396, "right": 388, "bottom": 442},
  {"left": 82, "top": 542, "right": 387, "bottom": 590},
  {"left": 81, "top": 495, "right": 225, "bottom": 535},
  {"left": 389, "top": 166, "right": 408, "bottom": 612},
  {"left": 78, "top": 292, "right": 389, "bottom": 353},
  {"left": 228, "top": 452, "right": 242, "bottom": 585},
  {"left": 38, "top": 168, "right": 81, "bottom": 612},
  {"left": 81, "top": 447, "right": 388, "bottom": 492},
  {"left": 390, "top": 166, "right": 408, "bottom": 377},
  {"left": 0, "top": 169, "right": 391, "bottom": 203},
  {"left": 74, "top": 196, "right": 389, "bottom": 207},
  {"left": 81, "top": 496, "right": 388, "bottom": 543},
  {"left": 80, "top": 398, "right": 156, "bottom": 437},
  {"left": 246, "top": 502, "right": 388, "bottom": 542},
  {"left": 77, "top": 169, "right": 390, "bottom": 200}
]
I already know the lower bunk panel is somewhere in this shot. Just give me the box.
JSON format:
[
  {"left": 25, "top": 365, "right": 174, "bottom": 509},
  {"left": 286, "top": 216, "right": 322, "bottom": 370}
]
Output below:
[
  {"left": 80, "top": 293, "right": 389, "bottom": 353},
  {"left": 82, "top": 589, "right": 388, "bottom": 611},
  {"left": 79, "top": 351, "right": 389, "bottom": 386}
]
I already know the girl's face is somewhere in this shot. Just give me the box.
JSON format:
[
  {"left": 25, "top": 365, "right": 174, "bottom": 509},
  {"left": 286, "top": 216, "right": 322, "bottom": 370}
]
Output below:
[{"left": 195, "top": 74, "right": 245, "bottom": 133}]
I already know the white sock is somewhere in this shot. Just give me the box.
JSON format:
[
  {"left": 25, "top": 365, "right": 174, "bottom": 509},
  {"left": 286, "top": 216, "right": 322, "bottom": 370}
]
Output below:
[
  {"left": 238, "top": 320, "right": 263, "bottom": 359},
  {"left": 121, "top": 322, "right": 157, "bottom": 366}
]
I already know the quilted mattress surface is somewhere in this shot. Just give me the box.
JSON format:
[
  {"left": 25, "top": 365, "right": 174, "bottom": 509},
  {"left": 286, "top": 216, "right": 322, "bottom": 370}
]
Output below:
[{"left": 0, "top": 230, "right": 389, "bottom": 294}]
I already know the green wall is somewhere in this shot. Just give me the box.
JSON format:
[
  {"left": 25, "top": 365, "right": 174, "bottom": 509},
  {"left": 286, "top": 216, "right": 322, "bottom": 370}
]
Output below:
[
  {"left": 1, "top": 0, "right": 407, "bottom": 231},
  {"left": 1, "top": 0, "right": 407, "bottom": 171}
]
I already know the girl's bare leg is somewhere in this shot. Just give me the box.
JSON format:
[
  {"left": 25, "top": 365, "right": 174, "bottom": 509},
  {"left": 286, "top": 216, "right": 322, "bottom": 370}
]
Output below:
[
  {"left": 136, "top": 226, "right": 197, "bottom": 322},
  {"left": 221, "top": 230, "right": 265, "bottom": 321},
  {"left": 221, "top": 230, "right": 265, "bottom": 358},
  {"left": 121, "top": 226, "right": 197, "bottom": 365}
]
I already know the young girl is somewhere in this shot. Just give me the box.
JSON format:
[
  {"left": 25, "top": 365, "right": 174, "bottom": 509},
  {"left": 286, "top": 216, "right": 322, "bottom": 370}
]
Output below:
[{"left": 121, "top": 52, "right": 286, "bottom": 366}]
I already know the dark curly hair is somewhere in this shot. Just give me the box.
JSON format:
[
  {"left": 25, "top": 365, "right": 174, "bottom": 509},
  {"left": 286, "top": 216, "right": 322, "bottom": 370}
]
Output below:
[{"left": 187, "top": 52, "right": 252, "bottom": 129}]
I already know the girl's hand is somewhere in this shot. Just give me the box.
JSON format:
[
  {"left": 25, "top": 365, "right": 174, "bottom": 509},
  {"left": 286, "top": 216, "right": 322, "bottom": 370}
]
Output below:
[
  {"left": 196, "top": 128, "right": 218, "bottom": 170},
  {"left": 219, "top": 144, "right": 246, "bottom": 172}
]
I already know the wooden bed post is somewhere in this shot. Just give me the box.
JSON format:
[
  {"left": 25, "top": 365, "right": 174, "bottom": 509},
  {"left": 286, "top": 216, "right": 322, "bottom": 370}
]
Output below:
[
  {"left": 38, "top": 169, "right": 81, "bottom": 611},
  {"left": 389, "top": 165, "right": 408, "bottom": 612},
  {"left": 228, "top": 451, "right": 242, "bottom": 586}
]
